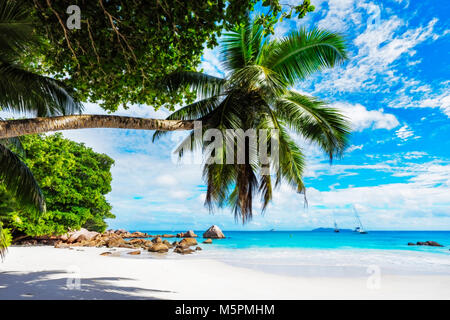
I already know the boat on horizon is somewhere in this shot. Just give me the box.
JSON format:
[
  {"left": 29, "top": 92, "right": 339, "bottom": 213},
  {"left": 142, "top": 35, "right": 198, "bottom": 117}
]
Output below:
[
  {"left": 353, "top": 206, "right": 368, "bottom": 234},
  {"left": 334, "top": 221, "right": 340, "bottom": 233}
]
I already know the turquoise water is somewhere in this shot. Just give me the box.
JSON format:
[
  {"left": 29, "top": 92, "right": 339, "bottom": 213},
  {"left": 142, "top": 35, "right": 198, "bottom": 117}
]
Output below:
[{"left": 139, "top": 230, "right": 450, "bottom": 254}]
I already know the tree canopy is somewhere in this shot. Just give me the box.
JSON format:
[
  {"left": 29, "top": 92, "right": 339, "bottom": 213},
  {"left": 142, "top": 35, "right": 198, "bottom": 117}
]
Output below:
[
  {"left": 28, "top": 0, "right": 315, "bottom": 112},
  {"left": 0, "top": 133, "right": 115, "bottom": 237}
]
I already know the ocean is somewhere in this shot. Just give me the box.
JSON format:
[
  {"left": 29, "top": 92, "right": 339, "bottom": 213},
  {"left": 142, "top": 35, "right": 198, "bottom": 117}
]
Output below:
[
  {"left": 131, "top": 230, "right": 450, "bottom": 276},
  {"left": 139, "top": 230, "right": 450, "bottom": 254}
]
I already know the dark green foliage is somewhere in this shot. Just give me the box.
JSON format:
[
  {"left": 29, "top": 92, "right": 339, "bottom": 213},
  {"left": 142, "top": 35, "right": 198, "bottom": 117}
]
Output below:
[
  {"left": 0, "top": 143, "right": 44, "bottom": 214},
  {"left": 1, "top": 133, "right": 115, "bottom": 236},
  {"left": 0, "top": 223, "right": 12, "bottom": 259},
  {"left": 0, "top": 0, "right": 84, "bottom": 230},
  {"left": 28, "top": 0, "right": 314, "bottom": 112},
  {"left": 0, "top": 0, "right": 83, "bottom": 117}
]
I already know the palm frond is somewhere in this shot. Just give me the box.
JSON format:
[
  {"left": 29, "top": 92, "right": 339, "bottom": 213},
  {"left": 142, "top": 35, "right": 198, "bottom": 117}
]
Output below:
[
  {"left": 221, "top": 21, "right": 266, "bottom": 71},
  {"left": 228, "top": 163, "right": 258, "bottom": 223},
  {"left": 203, "top": 162, "right": 237, "bottom": 211},
  {"left": 0, "top": 0, "right": 37, "bottom": 59},
  {"left": 246, "top": 21, "right": 265, "bottom": 65},
  {"left": 262, "top": 28, "right": 347, "bottom": 84},
  {"left": 162, "top": 71, "right": 225, "bottom": 99},
  {"left": 229, "top": 65, "right": 287, "bottom": 97},
  {"left": 275, "top": 91, "right": 351, "bottom": 160},
  {"left": 0, "top": 61, "right": 84, "bottom": 116},
  {"left": 258, "top": 173, "right": 272, "bottom": 213},
  {"left": 206, "top": 94, "right": 245, "bottom": 130},
  {"left": 0, "top": 136, "right": 25, "bottom": 157},
  {"left": 152, "top": 95, "right": 222, "bottom": 142},
  {"left": 0, "top": 143, "right": 45, "bottom": 214},
  {"left": 277, "top": 125, "right": 306, "bottom": 193},
  {"left": 221, "top": 24, "right": 249, "bottom": 71}
]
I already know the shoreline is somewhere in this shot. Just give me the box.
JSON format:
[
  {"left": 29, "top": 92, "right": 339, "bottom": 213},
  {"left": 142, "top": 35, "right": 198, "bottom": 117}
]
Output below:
[
  {"left": 1, "top": 246, "right": 449, "bottom": 299},
  {"left": 205, "top": 247, "right": 450, "bottom": 277}
]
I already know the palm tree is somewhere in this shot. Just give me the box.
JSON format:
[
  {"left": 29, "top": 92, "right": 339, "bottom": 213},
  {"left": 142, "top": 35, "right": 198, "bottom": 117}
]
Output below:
[
  {"left": 0, "top": 0, "right": 83, "bottom": 257},
  {"left": 153, "top": 21, "right": 351, "bottom": 223}
]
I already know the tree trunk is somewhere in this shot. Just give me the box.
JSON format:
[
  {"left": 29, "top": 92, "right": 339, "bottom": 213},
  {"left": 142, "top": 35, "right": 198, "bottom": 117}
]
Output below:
[{"left": 0, "top": 115, "right": 194, "bottom": 139}]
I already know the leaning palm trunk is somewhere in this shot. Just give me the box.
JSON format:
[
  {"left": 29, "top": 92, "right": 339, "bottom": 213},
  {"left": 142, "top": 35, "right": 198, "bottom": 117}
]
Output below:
[{"left": 0, "top": 115, "right": 194, "bottom": 139}]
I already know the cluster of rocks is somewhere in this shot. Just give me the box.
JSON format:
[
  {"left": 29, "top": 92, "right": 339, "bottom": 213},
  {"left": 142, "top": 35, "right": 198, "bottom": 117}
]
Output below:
[
  {"left": 407, "top": 241, "right": 444, "bottom": 247},
  {"left": 127, "top": 236, "right": 203, "bottom": 255},
  {"left": 110, "top": 229, "right": 150, "bottom": 238},
  {"left": 176, "top": 230, "right": 197, "bottom": 238},
  {"left": 43, "top": 225, "right": 227, "bottom": 256},
  {"left": 15, "top": 225, "right": 226, "bottom": 256},
  {"left": 53, "top": 231, "right": 203, "bottom": 255}
]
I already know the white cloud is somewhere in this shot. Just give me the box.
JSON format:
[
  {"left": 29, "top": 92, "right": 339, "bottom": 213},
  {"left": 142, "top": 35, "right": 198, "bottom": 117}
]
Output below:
[
  {"left": 334, "top": 102, "right": 399, "bottom": 131},
  {"left": 347, "top": 144, "right": 364, "bottom": 152},
  {"left": 264, "top": 160, "right": 450, "bottom": 230},
  {"left": 395, "top": 124, "right": 414, "bottom": 141},
  {"left": 308, "top": 1, "right": 442, "bottom": 119},
  {"left": 155, "top": 174, "right": 178, "bottom": 186},
  {"left": 317, "top": 0, "right": 362, "bottom": 32},
  {"left": 403, "top": 151, "right": 427, "bottom": 159},
  {"left": 420, "top": 92, "right": 450, "bottom": 117},
  {"left": 388, "top": 82, "right": 450, "bottom": 117},
  {"left": 199, "top": 46, "right": 225, "bottom": 77}
]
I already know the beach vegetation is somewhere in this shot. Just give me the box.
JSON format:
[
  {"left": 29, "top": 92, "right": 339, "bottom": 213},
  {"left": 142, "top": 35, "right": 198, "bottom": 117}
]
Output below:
[
  {"left": 0, "top": 222, "right": 12, "bottom": 259},
  {"left": 0, "top": 133, "right": 115, "bottom": 244}
]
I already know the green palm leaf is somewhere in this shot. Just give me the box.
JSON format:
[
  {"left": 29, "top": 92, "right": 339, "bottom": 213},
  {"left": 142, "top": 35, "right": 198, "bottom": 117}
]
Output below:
[
  {"left": 0, "top": 0, "right": 83, "bottom": 117},
  {"left": 221, "top": 24, "right": 249, "bottom": 71},
  {"left": 275, "top": 91, "right": 350, "bottom": 160},
  {"left": 0, "top": 61, "right": 84, "bottom": 116},
  {"left": 221, "top": 21, "right": 266, "bottom": 72},
  {"left": 258, "top": 173, "right": 272, "bottom": 213},
  {"left": 0, "top": 0, "right": 36, "bottom": 59},
  {"left": 0, "top": 136, "right": 25, "bottom": 157},
  {"left": 262, "top": 28, "right": 347, "bottom": 84},
  {"left": 228, "top": 65, "right": 286, "bottom": 96},
  {"left": 0, "top": 143, "right": 45, "bottom": 213},
  {"left": 277, "top": 125, "right": 306, "bottom": 192},
  {"left": 162, "top": 71, "right": 226, "bottom": 99},
  {"left": 152, "top": 95, "right": 222, "bottom": 142}
]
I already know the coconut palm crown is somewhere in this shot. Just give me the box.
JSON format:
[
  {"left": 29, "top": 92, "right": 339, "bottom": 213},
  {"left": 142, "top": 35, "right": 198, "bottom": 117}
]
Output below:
[{"left": 154, "top": 20, "right": 351, "bottom": 223}]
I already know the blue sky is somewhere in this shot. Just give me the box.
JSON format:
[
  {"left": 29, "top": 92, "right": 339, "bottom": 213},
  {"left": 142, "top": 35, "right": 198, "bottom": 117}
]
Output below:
[{"left": 4, "top": 0, "right": 450, "bottom": 231}]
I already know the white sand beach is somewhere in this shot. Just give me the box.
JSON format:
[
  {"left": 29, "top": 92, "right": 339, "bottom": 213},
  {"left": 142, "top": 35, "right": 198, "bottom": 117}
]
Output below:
[{"left": 0, "top": 246, "right": 449, "bottom": 300}]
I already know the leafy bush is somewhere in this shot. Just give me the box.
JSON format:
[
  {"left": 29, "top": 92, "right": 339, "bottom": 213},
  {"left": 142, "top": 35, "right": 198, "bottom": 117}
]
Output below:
[
  {"left": 0, "top": 133, "right": 115, "bottom": 238},
  {"left": 0, "top": 224, "right": 12, "bottom": 248}
]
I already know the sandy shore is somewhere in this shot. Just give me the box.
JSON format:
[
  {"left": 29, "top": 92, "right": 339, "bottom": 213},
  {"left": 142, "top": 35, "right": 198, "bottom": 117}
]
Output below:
[{"left": 0, "top": 246, "right": 449, "bottom": 299}]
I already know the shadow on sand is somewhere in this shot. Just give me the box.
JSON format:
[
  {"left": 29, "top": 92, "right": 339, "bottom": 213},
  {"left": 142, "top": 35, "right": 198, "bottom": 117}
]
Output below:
[{"left": 0, "top": 270, "right": 172, "bottom": 299}]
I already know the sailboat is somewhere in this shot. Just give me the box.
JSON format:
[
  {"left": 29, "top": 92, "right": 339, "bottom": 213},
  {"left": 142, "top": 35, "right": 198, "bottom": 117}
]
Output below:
[
  {"left": 333, "top": 221, "right": 339, "bottom": 233},
  {"left": 353, "top": 206, "right": 368, "bottom": 234}
]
